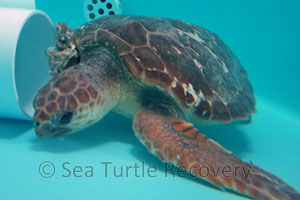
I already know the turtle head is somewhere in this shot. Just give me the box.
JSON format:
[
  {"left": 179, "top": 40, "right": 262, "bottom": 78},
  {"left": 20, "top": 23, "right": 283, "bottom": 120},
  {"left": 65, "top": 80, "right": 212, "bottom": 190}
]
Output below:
[
  {"left": 46, "top": 22, "right": 80, "bottom": 76},
  {"left": 33, "top": 67, "right": 106, "bottom": 138}
]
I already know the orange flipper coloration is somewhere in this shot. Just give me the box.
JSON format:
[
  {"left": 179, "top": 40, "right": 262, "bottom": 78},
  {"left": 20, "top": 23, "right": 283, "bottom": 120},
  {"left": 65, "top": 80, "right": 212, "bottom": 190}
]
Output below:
[{"left": 133, "top": 109, "right": 300, "bottom": 200}]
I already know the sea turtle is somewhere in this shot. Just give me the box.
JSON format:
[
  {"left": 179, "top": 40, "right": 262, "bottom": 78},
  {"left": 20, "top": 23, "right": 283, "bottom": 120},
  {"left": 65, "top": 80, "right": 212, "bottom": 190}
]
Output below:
[{"left": 33, "top": 15, "right": 299, "bottom": 199}]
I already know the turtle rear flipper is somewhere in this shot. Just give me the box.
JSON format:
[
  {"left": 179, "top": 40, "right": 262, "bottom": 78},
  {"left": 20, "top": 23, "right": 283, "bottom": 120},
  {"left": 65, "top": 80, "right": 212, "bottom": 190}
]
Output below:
[{"left": 133, "top": 108, "right": 300, "bottom": 200}]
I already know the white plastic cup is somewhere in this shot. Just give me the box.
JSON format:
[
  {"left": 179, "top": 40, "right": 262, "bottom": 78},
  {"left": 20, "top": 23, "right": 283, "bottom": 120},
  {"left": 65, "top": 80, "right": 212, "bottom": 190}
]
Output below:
[
  {"left": 0, "top": 0, "right": 35, "bottom": 9},
  {"left": 0, "top": 8, "right": 56, "bottom": 120}
]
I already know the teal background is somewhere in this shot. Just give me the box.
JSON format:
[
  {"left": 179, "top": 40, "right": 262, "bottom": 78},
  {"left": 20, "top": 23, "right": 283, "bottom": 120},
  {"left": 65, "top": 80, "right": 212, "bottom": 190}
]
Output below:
[{"left": 0, "top": 0, "right": 300, "bottom": 199}]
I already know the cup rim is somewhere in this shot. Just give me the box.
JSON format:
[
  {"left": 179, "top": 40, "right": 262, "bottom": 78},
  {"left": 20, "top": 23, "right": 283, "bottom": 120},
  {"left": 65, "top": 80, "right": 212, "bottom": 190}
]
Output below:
[{"left": 12, "top": 9, "right": 55, "bottom": 119}]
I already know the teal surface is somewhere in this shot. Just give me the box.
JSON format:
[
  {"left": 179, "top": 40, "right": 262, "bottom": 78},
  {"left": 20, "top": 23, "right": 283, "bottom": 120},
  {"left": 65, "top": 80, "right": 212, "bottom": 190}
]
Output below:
[{"left": 1, "top": 0, "right": 300, "bottom": 199}]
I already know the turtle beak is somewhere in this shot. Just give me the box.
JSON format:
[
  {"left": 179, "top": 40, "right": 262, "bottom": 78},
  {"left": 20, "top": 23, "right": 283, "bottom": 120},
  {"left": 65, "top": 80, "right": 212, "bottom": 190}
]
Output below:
[{"left": 34, "top": 121, "right": 71, "bottom": 138}]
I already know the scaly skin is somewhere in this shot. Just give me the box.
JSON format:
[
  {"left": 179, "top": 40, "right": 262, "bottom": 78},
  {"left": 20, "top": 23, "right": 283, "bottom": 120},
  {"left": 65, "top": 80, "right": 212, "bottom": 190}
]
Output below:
[
  {"left": 32, "top": 20, "right": 300, "bottom": 199},
  {"left": 34, "top": 45, "right": 128, "bottom": 136},
  {"left": 34, "top": 67, "right": 103, "bottom": 136},
  {"left": 133, "top": 108, "right": 300, "bottom": 200}
]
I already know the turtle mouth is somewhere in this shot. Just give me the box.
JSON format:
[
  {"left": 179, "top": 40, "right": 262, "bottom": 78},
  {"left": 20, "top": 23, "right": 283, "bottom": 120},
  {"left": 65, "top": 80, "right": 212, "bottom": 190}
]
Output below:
[{"left": 34, "top": 122, "right": 71, "bottom": 138}]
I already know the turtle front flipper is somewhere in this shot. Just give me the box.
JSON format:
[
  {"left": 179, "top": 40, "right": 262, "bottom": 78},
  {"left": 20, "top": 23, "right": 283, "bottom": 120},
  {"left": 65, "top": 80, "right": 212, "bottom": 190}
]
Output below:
[{"left": 133, "top": 108, "right": 300, "bottom": 200}]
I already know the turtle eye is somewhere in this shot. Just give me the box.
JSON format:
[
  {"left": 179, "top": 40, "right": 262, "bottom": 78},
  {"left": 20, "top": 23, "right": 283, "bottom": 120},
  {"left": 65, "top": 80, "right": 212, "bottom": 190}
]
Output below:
[{"left": 60, "top": 112, "right": 73, "bottom": 124}]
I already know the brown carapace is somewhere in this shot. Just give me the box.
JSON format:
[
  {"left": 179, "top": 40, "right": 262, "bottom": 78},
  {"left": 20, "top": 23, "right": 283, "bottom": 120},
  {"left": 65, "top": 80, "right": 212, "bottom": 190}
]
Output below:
[{"left": 33, "top": 15, "right": 299, "bottom": 199}]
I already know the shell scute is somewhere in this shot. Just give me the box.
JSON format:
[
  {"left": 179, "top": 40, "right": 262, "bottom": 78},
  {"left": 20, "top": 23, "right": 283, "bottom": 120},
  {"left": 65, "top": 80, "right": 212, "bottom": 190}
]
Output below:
[
  {"left": 95, "top": 29, "right": 131, "bottom": 54},
  {"left": 171, "top": 83, "right": 188, "bottom": 106},
  {"left": 103, "top": 20, "right": 147, "bottom": 46},
  {"left": 75, "top": 16, "right": 256, "bottom": 122},
  {"left": 133, "top": 47, "right": 164, "bottom": 71},
  {"left": 211, "top": 100, "right": 231, "bottom": 121},
  {"left": 136, "top": 17, "right": 173, "bottom": 32},
  {"left": 144, "top": 69, "right": 174, "bottom": 89},
  {"left": 122, "top": 54, "right": 144, "bottom": 77}
]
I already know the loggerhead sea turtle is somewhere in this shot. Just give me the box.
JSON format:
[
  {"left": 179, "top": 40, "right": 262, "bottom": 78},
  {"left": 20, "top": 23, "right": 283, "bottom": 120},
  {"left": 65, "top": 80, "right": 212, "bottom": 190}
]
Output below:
[{"left": 33, "top": 15, "right": 299, "bottom": 199}]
